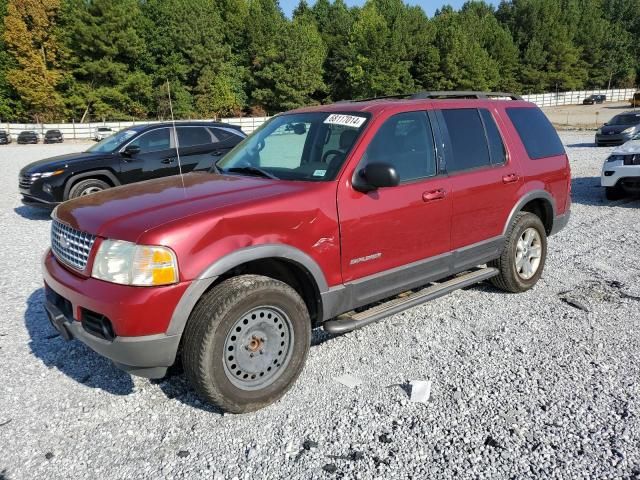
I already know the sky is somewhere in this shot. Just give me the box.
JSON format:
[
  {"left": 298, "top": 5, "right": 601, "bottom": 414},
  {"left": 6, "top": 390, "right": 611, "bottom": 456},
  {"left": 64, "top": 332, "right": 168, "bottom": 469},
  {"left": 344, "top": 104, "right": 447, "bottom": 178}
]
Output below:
[{"left": 281, "top": 0, "right": 499, "bottom": 17}]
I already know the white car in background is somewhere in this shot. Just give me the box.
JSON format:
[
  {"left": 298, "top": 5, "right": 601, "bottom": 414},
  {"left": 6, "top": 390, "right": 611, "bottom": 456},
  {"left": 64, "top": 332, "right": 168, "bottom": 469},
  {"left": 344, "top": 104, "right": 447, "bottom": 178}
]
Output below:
[
  {"left": 93, "top": 126, "right": 114, "bottom": 141},
  {"left": 601, "top": 138, "right": 640, "bottom": 200}
]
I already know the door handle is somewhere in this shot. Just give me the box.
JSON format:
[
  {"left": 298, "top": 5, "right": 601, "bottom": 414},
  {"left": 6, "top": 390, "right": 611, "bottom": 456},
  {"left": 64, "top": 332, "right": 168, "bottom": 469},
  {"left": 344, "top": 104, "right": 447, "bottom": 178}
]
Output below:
[
  {"left": 502, "top": 173, "right": 519, "bottom": 184},
  {"left": 162, "top": 157, "right": 176, "bottom": 164},
  {"left": 422, "top": 189, "right": 446, "bottom": 202},
  {"left": 211, "top": 150, "right": 226, "bottom": 156}
]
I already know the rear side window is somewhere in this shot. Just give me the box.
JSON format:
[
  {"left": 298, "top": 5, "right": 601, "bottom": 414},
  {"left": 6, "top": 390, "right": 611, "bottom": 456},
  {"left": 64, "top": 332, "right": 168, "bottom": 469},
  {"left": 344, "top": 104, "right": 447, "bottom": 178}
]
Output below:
[
  {"left": 440, "top": 109, "right": 491, "bottom": 172},
  {"left": 480, "top": 110, "right": 506, "bottom": 165},
  {"left": 506, "top": 108, "right": 565, "bottom": 159},
  {"left": 177, "top": 127, "right": 216, "bottom": 147}
]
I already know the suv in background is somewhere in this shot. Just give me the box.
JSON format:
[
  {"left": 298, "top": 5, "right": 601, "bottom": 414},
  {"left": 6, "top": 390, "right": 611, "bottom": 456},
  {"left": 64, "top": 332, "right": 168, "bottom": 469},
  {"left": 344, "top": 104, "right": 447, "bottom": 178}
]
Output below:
[
  {"left": 20, "top": 121, "right": 245, "bottom": 207},
  {"left": 601, "top": 136, "right": 640, "bottom": 199},
  {"left": 42, "top": 92, "right": 570, "bottom": 413},
  {"left": 94, "top": 126, "right": 114, "bottom": 141},
  {"left": 630, "top": 92, "right": 640, "bottom": 107},
  {"left": 583, "top": 94, "right": 606, "bottom": 105},
  {"left": 17, "top": 130, "right": 39, "bottom": 144},
  {"left": 595, "top": 111, "right": 640, "bottom": 146},
  {"left": 44, "top": 129, "right": 64, "bottom": 144},
  {"left": 0, "top": 130, "right": 11, "bottom": 144}
]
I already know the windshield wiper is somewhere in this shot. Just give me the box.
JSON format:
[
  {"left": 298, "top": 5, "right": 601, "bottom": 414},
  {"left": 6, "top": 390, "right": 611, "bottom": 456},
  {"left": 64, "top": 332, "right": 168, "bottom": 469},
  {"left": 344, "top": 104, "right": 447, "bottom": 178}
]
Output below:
[{"left": 225, "top": 166, "right": 279, "bottom": 180}]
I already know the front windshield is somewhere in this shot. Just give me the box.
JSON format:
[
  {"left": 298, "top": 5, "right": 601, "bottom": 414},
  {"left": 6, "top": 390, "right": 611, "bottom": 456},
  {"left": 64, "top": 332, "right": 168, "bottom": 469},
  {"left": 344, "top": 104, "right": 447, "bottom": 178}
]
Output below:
[
  {"left": 610, "top": 114, "right": 640, "bottom": 126},
  {"left": 86, "top": 129, "right": 138, "bottom": 153},
  {"left": 217, "top": 112, "right": 370, "bottom": 181}
]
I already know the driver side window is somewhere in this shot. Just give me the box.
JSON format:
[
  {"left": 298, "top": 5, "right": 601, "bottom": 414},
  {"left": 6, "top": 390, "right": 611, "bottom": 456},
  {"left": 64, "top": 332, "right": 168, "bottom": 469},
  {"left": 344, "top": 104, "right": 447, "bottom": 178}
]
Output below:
[
  {"left": 128, "top": 128, "right": 172, "bottom": 153},
  {"left": 361, "top": 111, "right": 436, "bottom": 183}
]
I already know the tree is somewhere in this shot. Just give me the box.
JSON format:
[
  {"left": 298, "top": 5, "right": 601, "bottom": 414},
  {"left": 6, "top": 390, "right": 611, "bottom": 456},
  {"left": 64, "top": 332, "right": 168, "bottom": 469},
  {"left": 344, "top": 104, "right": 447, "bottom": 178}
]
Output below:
[
  {"left": 3, "top": 0, "right": 65, "bottom": 120},
  {"left": 252, "top": 17, "right": 326, "bottom": 112},
  {"left": 0, "top": 0, "right": 23, "bottom": 120}
]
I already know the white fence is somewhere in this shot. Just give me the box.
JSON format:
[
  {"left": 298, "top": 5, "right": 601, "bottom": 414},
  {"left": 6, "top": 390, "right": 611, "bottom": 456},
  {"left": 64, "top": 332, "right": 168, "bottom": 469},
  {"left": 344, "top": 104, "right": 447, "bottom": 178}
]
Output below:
[
  {"left": 522, "top": 88, "right": 636, "bottom": 107},
  {"left": 2, "top": 88, "right": 638, "bottom": 139},
  {"left": 1, "top": 116, "right": 270, "bottom": 140}
]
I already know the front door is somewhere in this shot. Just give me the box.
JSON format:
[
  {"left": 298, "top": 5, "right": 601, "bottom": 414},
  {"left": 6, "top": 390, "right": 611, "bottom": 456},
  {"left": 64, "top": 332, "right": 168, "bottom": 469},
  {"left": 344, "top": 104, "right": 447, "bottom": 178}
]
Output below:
[
  {"left": 119, "top": 127, "right": 178, "bottom": 184},
  {"left": 337, "top": 110, "right": 452, "bottom": 304}
]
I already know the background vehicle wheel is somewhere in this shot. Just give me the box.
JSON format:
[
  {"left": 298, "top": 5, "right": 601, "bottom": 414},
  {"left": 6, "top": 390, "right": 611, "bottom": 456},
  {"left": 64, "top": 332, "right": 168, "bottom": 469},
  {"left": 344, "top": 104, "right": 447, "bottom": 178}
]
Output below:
[
  {"left": 489, "top": 212, "right": 547, "bottom": 293},
  {"left": 182, "top": 274, "right": 311, "bottom": 413},
  {"left": 68, "top": 178, "right": 110, "bottom": 199},
  {"left": 605, "top": 185, "right": 625, "bottom": 201}
]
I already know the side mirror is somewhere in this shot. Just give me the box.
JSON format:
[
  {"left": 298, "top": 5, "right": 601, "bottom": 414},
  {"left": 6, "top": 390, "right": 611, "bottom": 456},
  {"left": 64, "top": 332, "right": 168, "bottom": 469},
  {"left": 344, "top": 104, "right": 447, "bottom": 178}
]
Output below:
[
  {"left": 292, "top": 123, "right": 307, "bottom": 135},
  {"left": 603, "top": 122, "right": 609, "bottom": 126},
  {"left": 123, "top": 145, "right": 141, "bottom": 157},
  {"left": 353, "top": 162, "right": 399, "bottom": 193}
]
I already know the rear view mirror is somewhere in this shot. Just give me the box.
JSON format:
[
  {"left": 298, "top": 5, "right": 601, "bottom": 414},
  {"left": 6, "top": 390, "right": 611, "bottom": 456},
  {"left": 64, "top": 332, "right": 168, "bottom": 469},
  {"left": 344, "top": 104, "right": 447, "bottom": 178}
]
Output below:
[
  {"left": 292, "top": 123, "right": 306, "bottom": 135},
  {"left": 123, "top": 145, "right": 141, "bottom": 156},
  {"left": 353, "top": 162, "right": 400, "bottom": 193}
]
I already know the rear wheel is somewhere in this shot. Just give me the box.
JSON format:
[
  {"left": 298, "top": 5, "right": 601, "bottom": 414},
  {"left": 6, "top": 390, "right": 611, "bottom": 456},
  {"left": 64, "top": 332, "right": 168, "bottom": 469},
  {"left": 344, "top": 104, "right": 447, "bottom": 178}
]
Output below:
[
  {"left": 182, "top": 275, "right": 311, "bottom": 413},
  {"left": 68, "top": 178, "right": 110, "bottom": 199},
  {"left": 490, "top": 212, "right": 547, "bottom": 293},
  {"left": 605, "top": 185, "right": 625, "bottom": 201}
]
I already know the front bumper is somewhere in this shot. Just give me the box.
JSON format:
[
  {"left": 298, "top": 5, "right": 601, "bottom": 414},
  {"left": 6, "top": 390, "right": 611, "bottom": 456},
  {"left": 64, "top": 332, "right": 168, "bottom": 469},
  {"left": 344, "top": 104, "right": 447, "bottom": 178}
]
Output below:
[
  {"left": 42, "top": 250, "right": 190, "bottom": 377},
  {"left": 601, "top": 161, "right": 640, "bottom": 188},
  {"left": 21, "top": 194, "right": 58, "bottom": 208},
  {"left": 595, "top": 133, "right": 633, "bottom": 146}
]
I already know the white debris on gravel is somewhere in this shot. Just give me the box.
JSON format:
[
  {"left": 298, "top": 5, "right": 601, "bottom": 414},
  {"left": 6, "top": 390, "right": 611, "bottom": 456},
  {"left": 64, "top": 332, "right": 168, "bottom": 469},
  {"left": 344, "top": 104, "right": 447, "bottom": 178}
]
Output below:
[
  {"left": 333, "top": 374, "right": 363, "bottom": 389},
  {"left": 409, "top": 380, "right": 432, "bottom": 403},
  {"left": 0, "top": 134, "right": 639, "bottom": 479}
]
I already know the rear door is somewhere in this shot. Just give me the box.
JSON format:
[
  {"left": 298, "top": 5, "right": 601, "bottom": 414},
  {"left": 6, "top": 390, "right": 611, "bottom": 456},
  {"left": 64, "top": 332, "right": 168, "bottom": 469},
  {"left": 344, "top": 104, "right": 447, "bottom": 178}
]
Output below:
[
  {"left": 436, "top": 107, "right": 521, "bottom": 251},
  {"left": 119, "top": 127, "right": 178, "bottom": 184}
]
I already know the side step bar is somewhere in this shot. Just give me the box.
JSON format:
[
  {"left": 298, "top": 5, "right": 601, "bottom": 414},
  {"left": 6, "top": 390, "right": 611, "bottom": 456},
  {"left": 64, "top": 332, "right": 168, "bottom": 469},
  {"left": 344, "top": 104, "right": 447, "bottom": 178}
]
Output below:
[{"left": 323, "top": 267, "right": 498, "bottom": 334}]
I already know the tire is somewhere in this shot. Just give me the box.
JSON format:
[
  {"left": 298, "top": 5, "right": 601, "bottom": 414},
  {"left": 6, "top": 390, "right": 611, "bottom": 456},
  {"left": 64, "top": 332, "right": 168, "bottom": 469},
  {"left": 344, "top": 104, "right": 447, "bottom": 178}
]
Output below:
[
  {"left": 68, "top": 178, "right": 110, "bottom": 199},
  {"left": 605, "top": 185, "right": 625, "bottom": 201},
  {"left": 182, "top": 274, "right": 311, "bottom": 413},
  {"left": 489, "top": 212, "right": 547, "bottom": 293}
]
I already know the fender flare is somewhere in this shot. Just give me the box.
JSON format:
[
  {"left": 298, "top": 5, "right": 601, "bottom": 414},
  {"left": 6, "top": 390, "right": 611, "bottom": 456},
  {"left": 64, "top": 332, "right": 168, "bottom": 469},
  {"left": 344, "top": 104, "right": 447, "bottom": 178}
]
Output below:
[
  {"left": 166, "top": 244, "right": 329, "bottom": 336},
  {"left": 64, "top": 169, "right": 121, "bottom": 200},
  {"left": 502, "top": 190, "right": 556, "bottom": 235}
]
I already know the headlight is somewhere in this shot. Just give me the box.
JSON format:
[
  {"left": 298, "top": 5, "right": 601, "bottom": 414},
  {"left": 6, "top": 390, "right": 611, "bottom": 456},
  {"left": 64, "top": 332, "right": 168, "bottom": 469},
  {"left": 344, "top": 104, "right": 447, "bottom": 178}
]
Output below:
[
  {"left": 607, "top": 155, "right": 624, "bottom": 162},
  {"left": 91, "top": 239, "right": 178, "bottom": 286},
  {"left": 30, "top": 170, "right": 64, "bottom": 179},
  {"left": 622, "top": 127, "right": 635, "bottom": 134}
]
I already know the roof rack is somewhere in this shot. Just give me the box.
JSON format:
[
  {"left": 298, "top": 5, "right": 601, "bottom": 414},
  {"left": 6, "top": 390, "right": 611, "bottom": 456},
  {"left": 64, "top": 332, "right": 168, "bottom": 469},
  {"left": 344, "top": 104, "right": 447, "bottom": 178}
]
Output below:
[{"left": 339, "top": 91, "right": 523, "bottom": 103}]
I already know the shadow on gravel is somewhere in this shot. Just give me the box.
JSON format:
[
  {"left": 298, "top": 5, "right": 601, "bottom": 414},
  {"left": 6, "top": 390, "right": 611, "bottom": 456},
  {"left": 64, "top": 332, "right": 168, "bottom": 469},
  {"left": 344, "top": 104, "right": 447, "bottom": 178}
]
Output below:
[
  {"left": 24, "top": 289, "right": 134, "bottom": 395},
  {"left": 564, "top": 142, "right": 597, "bottom": 148},
  {"left": 14, "top": 206, "right": 52, "bottom": 221},
  {"left": 570, "top": 176, "right": 640, "bottom": 207}
]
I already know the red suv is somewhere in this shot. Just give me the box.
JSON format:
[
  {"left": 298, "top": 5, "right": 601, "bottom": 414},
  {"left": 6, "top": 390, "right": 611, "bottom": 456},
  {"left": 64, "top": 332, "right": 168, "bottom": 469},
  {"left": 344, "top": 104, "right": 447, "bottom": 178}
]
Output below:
[{"left": 43, "top": 92, "right": 571, "bottom": 413}]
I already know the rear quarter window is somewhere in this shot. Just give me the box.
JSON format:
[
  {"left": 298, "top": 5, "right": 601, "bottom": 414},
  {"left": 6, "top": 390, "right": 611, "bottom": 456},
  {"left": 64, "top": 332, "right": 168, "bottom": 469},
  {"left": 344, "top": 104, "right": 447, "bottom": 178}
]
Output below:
[{"left": 506, "top": 107, "right": 565, "bottom": 160}]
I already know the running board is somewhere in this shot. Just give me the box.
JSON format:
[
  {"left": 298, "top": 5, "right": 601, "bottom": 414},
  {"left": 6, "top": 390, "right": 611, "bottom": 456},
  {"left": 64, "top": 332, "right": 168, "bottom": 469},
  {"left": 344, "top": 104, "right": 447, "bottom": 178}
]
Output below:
[{"left": 323, "top": 267, "right": 498, "bottom": 334}]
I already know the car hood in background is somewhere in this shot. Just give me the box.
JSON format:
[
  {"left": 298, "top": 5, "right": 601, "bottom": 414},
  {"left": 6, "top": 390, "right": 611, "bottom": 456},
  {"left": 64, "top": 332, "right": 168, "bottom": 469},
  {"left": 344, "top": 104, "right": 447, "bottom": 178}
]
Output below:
[
  {"left": 611, "top": 140, "right": 640, "bottom": 155},
  {"left": 600, "top": 124, "right": 638, "bottom": 135},
  {"left": 20, "top": 152, "right": 106, "bottom": 174}
]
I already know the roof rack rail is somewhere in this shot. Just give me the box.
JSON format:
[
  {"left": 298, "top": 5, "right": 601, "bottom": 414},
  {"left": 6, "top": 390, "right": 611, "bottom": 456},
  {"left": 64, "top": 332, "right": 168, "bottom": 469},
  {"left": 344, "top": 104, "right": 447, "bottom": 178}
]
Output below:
[
  {"left": 338, "top": 91, "right": 523, "bottom": 103},
  {"left": 410, "top": 91, "right": 523, "bottom": 101}
]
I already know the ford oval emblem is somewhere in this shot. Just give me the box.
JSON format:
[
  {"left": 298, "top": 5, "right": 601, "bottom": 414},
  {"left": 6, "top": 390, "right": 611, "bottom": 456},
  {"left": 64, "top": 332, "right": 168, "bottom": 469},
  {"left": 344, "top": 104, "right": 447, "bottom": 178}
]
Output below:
[{"left": 58, "top": 232, "right": 70, "bottom": 249}]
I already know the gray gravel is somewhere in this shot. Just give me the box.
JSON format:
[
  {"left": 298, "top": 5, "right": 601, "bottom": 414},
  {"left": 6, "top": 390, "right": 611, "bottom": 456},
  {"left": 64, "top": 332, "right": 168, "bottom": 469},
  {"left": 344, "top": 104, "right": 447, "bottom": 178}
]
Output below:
[{"left": 1, "top": 134, "right": 639, "bottom": 479}]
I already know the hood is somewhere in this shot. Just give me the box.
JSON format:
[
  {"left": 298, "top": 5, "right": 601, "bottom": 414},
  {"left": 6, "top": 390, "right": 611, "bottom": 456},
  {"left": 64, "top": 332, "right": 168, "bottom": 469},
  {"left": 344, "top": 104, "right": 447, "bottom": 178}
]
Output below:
[
  {"left": 54, "top": 172, "right": 309, "bottom": 242},
  {"left": 21, "top": 152, "right": 104, "bottom": 174},
  {"left": 612, "top": 140, "right": 640, "bottom": 155},
  {"left": 601, "top": 124, "right": 637, "bottom": 134}
]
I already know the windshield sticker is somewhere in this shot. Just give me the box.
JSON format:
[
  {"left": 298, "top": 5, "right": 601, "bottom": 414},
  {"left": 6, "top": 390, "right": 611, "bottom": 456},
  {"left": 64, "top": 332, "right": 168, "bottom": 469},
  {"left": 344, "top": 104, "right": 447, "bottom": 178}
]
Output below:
[
  {"left": 313, "top": 169, "right": 327, "bottom": 177},
  {"left": 324, "top": 114, "right": 366, "bottom": 128}
]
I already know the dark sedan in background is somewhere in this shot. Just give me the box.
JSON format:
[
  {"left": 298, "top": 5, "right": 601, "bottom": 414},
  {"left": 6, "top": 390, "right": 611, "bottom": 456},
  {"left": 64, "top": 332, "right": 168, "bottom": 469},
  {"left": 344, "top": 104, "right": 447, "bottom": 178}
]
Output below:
[
  {"left": 17, "top": 131, "right": 39, "bottom": 144},
  {"left": 583, "top": 94, "right": 606, "bottom": 105},
  {"left": 19, "top": 121, "right": 246, "bottom": 207},
  {"left": 0, "top": 130, "right": 11, "bottom": 144},
  {"left": 596, "top": 111, "right": 640, "bottom": 146},
  {"left": 44, "top": 129, "right": 64, "bottom": 144}
]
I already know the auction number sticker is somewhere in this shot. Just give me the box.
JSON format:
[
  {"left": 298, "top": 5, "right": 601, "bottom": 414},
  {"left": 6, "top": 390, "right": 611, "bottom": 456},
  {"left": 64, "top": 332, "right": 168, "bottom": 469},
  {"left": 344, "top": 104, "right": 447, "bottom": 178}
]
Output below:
[{"left": 324, "top": 114, "right": 367, "bottom": 128}]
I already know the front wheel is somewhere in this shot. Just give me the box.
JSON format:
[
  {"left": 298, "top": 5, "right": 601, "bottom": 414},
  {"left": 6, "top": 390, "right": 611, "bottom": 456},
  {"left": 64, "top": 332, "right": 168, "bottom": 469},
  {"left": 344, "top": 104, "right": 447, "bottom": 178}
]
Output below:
[
  {"left": 489, "top": 212, "right": 547, "bottom": 293},
  {"left": 605, "top": 185, "right": 625, "bottom": 201},
  {"left": 68, "top": 178, "right": 110, "bottom": 199},
  {"left": 182, "top": 275, "right": 311, "bottom": 413}
]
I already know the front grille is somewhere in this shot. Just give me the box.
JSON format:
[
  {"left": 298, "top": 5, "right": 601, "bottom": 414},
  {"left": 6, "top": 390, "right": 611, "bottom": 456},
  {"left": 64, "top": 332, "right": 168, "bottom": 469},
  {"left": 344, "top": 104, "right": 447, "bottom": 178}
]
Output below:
[
  {"left": 51, "top": 220, "right": 96, "bottom": 271},
  {"left": 19, "top": 175, "right": 33, "bottom": 189},
  {"left": 623, "top": 154, "right": 640, "bottom": 166}
]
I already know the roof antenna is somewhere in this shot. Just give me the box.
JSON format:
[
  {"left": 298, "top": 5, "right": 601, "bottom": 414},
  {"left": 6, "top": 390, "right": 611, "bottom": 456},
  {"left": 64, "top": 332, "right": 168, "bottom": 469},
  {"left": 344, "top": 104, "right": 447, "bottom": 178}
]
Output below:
[{"left": 167, "top": 79, "right": 185, "bottom": 193}]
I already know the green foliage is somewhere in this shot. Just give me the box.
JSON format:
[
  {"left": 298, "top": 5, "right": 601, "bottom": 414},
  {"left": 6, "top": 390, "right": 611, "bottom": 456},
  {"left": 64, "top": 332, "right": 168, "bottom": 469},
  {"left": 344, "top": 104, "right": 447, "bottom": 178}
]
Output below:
[{"left": 0, "top": 0, "right": 639, "bottom": 121}]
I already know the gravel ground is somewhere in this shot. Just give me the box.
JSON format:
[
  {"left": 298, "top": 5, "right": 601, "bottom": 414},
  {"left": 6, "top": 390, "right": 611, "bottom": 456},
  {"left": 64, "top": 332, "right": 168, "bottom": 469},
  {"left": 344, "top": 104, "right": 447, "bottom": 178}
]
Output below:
[{"left": 1, "top": 133, "right": 639, "bottom": 480}]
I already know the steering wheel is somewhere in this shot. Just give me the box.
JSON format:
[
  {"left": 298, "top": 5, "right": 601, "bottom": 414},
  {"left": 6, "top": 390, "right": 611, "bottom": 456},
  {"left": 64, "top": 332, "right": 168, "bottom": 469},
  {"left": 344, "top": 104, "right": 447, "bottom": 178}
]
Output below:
[{"left": 321, "top": 149, "right": 344, "bottom": 163}]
